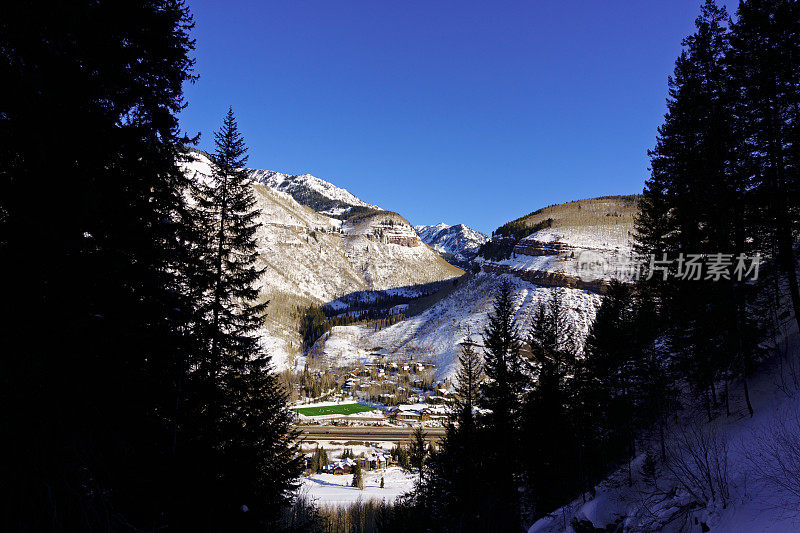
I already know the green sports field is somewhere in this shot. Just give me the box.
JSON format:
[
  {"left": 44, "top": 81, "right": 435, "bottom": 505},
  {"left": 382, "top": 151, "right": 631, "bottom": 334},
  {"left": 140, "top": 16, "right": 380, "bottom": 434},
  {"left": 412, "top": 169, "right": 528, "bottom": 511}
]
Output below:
[{"left": 291, "top": 403, "right": 376, "bottom": 417}]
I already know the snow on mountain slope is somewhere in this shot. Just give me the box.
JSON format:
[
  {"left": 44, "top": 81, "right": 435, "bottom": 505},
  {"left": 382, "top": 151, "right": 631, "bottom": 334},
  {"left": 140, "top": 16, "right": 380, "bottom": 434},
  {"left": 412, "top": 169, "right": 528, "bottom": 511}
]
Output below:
[
  {"left": 180, "top": 151, "right": 462, "bottom": 369},
  {"left": 478, "top": 195, "right": 640, "bottom": 291},
  {"left": 248, "top": 168, "right": 380, "bottom": 217},
  {"left": 414, "top": 223, "right": 489, "bottom": 267},
  {"left": 317, "top": 197, "right": 641, "bottom": 379},
  {"left": 415, "top": 223, "right": 451, "bottom": 243},
  {"left": 321, "top": 272, "right": 601, "bottom": 378}
]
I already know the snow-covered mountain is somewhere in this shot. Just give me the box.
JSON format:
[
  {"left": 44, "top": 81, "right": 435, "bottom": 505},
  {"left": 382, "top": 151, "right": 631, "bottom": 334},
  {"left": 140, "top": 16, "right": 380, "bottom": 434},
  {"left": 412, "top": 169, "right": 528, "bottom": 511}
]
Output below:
[
  {"left": 180, "top": 151, "right": 463, "bottom": 369},
  {"left": 476, "top": 195, "right": 639, "bottom": 292},
  {"left": 247, "top": 168, "right": 381, "bottom": 218},
  {"left": 318, "top": 196, "right": 638, "bottom": 379},
  {"left": 321, "top": 273, "right": 602, "bottom": 377},
  {"left": 414, "top": 223, "right": 488, "bottom": 267},
  {"left": 181, "top": 151, "right": 637, "bottom": 379}
]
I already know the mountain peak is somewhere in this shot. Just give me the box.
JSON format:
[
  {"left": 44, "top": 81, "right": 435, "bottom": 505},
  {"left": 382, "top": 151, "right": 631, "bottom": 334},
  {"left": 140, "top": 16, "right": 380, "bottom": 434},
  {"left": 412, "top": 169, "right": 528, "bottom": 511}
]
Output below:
[
  {"left": 414, "top": 223, "right": 489, "bottom": 268},
  {"left": 247, "top": 168, "right": 381, "bottom": 218}
]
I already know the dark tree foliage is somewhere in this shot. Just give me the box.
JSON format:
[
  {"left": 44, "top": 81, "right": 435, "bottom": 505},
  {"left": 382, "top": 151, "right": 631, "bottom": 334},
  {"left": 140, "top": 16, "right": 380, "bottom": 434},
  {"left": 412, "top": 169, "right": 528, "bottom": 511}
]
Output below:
[
  {"left": 478, "top": 218, "right": 554, "bottom": 261},
  {"left": 351, "top": 463, "right": 364, "bottom": 489},
  {"left": 1, "top": 1, "right": 198, "bottom": 529},
  {"left": 408, "top": 426, "right": 429, "bottom": 483},
  {"left": 300, "top": 304, "right": 329, "bottom": 351},
  {"left": 414, "top": 340, "right": 493, "bottom": 532},
  {"left": 580, "top": 282, "right": 677, "bottom": 486},
  {"left": 182, "top": 108, "right": 302, "bottom": 528},
  {"left": 309, "top": 446, "right": 330, "bottom": 474},
  {"left": 411, "top": 283, "right": 528, "bottom": 532},
  {"left": 522, "top": 290, "right": 581, "bottom": 517},
  {"left": 494, "top": 217, "right": 554, "bottom": 241},
  {"left": 477, "top": 279, "right": 526, "bottom": 531},
  {"left": 582, "top": 282, "right": 637, "bottom": 462},
  {"left": 391, "top": 445, "right": 410, "bottom": 470},
  {"left": 729, "top": 0, "right": 800, "bottom": 336},
  {"left": 634, "top": 0, "right": 763, "bottom": 419},
  {"left": 477, "top": 236, "right": 518, "bottom": 261},
  {"left": 453, "top": 338, "right": 484, "bottom": 430},
  {"left": 482, "top": 280, "right": 527, "bottom": 426},
  {"left": 1, "top": 5, "right": 304, "bottom": 528}
]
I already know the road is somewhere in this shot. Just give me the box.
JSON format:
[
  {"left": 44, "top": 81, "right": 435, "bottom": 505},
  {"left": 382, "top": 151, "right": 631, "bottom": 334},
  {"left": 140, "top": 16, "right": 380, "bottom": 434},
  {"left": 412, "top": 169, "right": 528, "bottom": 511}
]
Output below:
[{"left": 295, "top": 424, "right": 446, "bottom": 443}]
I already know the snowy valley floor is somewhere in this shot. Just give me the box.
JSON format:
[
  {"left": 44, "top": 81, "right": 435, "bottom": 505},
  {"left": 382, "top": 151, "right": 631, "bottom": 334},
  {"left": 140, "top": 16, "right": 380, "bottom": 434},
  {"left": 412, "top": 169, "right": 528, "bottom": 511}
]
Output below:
[{"left": 298, "top": 467, "right": 415, "bottom": 508}]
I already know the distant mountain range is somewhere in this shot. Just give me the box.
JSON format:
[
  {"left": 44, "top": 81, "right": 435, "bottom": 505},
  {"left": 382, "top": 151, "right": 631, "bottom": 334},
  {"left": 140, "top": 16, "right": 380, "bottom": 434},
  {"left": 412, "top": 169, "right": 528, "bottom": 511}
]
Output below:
[
  {"left": 322, "top": 195, "right": 640, "bottom": 378},
  {"left": 414, "top": 223, "right": 488, "bottom": 268},
  {"left": 182, "top": 148, "right": 640, "bottom": 379}
]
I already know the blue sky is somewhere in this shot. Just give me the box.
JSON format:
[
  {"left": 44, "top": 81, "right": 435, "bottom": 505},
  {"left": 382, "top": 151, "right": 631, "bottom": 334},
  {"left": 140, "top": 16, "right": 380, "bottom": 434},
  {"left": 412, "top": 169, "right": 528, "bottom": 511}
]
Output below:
[{"left": 180, "top": 0, "right": 737, "bottom": 235}]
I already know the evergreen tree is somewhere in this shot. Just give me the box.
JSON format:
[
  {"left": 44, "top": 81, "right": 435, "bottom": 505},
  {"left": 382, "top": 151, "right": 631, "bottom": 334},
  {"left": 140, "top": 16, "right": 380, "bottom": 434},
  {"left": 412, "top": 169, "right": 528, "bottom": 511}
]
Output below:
[
  {"left": 184, "top": 109, "right": 302, "bottom": 527},
  {"left": 310, "top": 446, "right": 330, "bottom": 474},
  {"left": 633, "top": 0, "right": 757, "bottom": 419},
  {"left": 453, "top": 337, "right": 484, "bottom": 430},
  {"left": 581, "top": 281, "right": 645, "bottom": 488},
  {"left": 629, "top": 288, "right": 679, "bottom": 461},
  {"left": 729, "top": 0, "right": 800, "bottom": 336},
  {"left": 416, "top": 338, "right": 487, "bottom": 532},
  {"left": 391, "top": 445, "right": 410, "bottom": 470},
  {"left": 299, "top": 304, "right": 330, "bottom": 352},
  {"left": 479, "top": 278, "right": 526, "bottom": 532},
  {"left": 409, "top": 426, "right": 429, "bottom": 483},
  {"left": 352, "top": 463, "right": 364, "bottom": 490},
  {"left": 1, "top": 1, "right": 197, "bottom": 529},
  {"left": 523, "top": 290, "right": 580, "bottom": 517}
]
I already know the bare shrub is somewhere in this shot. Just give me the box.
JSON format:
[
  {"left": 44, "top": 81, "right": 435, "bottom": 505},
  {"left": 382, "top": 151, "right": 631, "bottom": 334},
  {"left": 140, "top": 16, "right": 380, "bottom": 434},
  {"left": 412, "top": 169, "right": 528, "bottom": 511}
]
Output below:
[
  {"left": 313, "top": 499, "right": 399, "bottom": 533},
  {"left": 276, "top": 494, "right": 323, "bottom": 532},
  {"left": 744, "top": 408, "right": 800, "bottom": 509},
  {"left": 664, "top": 425, "right": 730, "bottom": 508}
]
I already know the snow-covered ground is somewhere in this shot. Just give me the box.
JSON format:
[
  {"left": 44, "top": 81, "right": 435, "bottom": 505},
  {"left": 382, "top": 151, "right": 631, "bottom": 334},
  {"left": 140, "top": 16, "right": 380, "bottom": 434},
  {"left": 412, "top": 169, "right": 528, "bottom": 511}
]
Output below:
[
  {"left": 528, "top": 303, "right": 800, "bottom": 533},
  {"left": 523, "top": 225, "right": 633, "bottom": 253},
  {"left": 298, "top": 467, "right": 416, "bottom": 507}
]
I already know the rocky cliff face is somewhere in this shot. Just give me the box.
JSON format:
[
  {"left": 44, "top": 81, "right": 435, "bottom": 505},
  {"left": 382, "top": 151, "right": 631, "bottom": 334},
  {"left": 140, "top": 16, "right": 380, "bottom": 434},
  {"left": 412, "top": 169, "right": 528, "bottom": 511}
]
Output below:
[
  {"left": 346, "top": 212, "right": 423, "bottom": 248},
  {"left": 476, "top": 196, "right": 638, "bottom": 293},
  {"left": 480, "top": 263, "right": 609, "bottom": 293}
]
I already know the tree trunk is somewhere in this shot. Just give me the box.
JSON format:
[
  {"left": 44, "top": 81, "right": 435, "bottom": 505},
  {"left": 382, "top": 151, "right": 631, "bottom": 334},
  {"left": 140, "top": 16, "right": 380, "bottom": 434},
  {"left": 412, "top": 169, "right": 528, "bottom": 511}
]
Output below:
[
  {"left": 710, "top": 381, "right": 718, "bottom": 408},
  {"left": 724, "top": 380, "right": 730, "bottom": 417},
  {"left": 742, "top": 376, "right": 754, "bottom": 418},
  {"left": 767, "top": 101, "right": 800, "bottom": 336},
  {"left": 777, "top": 225, "right": 800, "bottom": 336}
]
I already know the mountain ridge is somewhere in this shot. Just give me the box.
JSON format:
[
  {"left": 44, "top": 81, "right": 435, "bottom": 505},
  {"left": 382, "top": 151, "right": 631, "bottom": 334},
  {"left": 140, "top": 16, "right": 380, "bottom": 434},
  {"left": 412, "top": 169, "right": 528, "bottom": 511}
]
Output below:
[
  {"left": 180, "top": 150, "right": 463, "bottom": 370},
  {"left": 248, "top": 168, "right": 381, "bottom": 218},
  {"left": 414, "top": 223, "right": 489, "bottom": 268}
]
